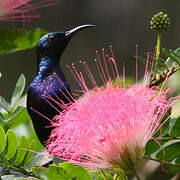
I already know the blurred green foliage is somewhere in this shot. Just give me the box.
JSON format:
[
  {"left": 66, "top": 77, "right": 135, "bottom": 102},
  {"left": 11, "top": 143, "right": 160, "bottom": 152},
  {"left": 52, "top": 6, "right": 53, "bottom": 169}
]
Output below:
[{"left": 0, "top": 29, "right": 48, "bottom": 55}]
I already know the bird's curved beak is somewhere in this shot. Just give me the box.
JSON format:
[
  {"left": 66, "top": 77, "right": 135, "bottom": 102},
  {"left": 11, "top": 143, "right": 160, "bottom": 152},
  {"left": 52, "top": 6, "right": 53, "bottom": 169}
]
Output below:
[{"left": 65, "top": 24, "right": 95, "bottom": 38}]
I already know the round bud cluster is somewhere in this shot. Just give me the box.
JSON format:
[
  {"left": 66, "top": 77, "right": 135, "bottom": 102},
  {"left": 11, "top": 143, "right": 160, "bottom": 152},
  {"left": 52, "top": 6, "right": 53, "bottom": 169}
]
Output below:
[{"left": 150, "top": 12, "right": 170, "bottom": 32}]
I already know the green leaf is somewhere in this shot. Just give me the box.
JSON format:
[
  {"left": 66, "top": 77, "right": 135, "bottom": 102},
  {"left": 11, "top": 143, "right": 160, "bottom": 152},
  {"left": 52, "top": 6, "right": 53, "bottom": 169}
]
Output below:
[
  {"left": 0, "top": 112, "right": 4, "bottom": 122},
  {"left": 0, "top": 29, "right": 48, "bottom": 55},
  {"left": 152, "top": 139, "right": 180, "bottom": 161},
  {"left": 10, "top": 74, "right": 25, "bottom": 111},
  {"left": 5, "top": 129, "right": 18, "bottom": 160},
  {"left": 23, "top": 140, "right": 36, "bottom": 166},
  {"left": 1, "top": 175, "right": 16, "bottom": 180},
  {"left": 15, "top": 178, "right": 38, "bottom": 180},
  {"left": 1, "top": 176, "right": 38, "bottom": 180},
  {"left": 28, "top": 127, "right": 44, "bottom": 151},
  {"left": 15, "top": 136, "right": 28, "bottom": 164},
  {"left": 6, "top": 107, "right": 30, "bottom": 128},
  {"left": 59, "top": 162, "right": 91, "bottom": 180},
  {"left": 169, "top": 117, "right": 180, "bottom": 137},
  {"left": 163, "top": 48, "right": 180, "bottom": 67},
  {"left": 175, "top": 157, "right": 180, "bottom": 165},
  {"left": 0, "top": 96, "right": 9, "bottom": 112},
  {"left": 0, "top": 125, "right": 6, "bottom": 153},
  {"left": 145, "top": 138, "right": 170, "bottom": 156},
  {"left": 6, "top": 106, "right": 24, "bottom": 121},
  {"left": 45, "top": 165, "right": 69, "bottom": 180},
  {"left": 31, "top": 167, "right": 46, "bottom": 178},
  {"left": 92, "top": 171, "right": 115, "bottom": 180},
  {"left": 46, "top": 163, "right": 92, "bottom": 180}
]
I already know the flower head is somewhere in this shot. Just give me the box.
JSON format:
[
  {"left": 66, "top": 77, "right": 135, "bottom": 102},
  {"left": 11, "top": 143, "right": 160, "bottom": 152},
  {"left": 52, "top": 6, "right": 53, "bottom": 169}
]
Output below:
[
  {"left": 0, "top": 0, "right": 58, "bottom": 22},
  {"left": 150, "top": 12, "right": 170, "bottom": 32},
  {"left": 46, "top": 47, "right": 176, "bottom": 172}
]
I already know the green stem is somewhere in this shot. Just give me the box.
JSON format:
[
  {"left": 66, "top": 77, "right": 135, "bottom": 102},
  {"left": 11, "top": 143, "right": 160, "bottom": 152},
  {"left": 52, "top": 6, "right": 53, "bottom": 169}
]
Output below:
[
  {"left": 131, "top": 167, "right": 141, "bottom": 180},
  {"left": 100, "top": 169, "right": 107, "bottom": 180},
  {"left": 143, "top": 155, "right": 180, "bottom": 168},
  {"left": 0, "top": 155, "right": 40, "bottom": 179},
  {"left": 155, "top": 31, "right": 162, "bottom": 70},
  {"left": 113, "top": 173, "right": 118, "bottom": 180},
  {"left": 156, "top": 137, "right": 180, "bottom": 140}
]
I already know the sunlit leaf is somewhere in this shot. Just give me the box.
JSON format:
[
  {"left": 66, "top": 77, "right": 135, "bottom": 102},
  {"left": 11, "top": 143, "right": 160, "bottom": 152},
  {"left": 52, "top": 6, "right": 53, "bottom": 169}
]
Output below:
[
  {"left": 6, "top": 106, "right": 24, "bottom": 121},
  {"left": 6, "top": 107, "right": 30, "bottom": 128},
  {"left": 45, "top": 165, "right": 69, "bottom": 180},
  {"left": 1, "top": 175, "right": 16, "bottom": 180},
  {"left": 0, "top": 125, "right": 6, "bottom": 153},
  {"left": 59, "top": 162, "right": 91, "bottom": 180},
  {"left": 92, "top": 170, "right": 124, "bottom": 180},
  {"left": 45, "top": 163, "right": 92, "bottom": 180},
  {"left": 28, "top": 127, "right": 44, "bottom": 151},
  {"left": 15, "top": 136, "right": 28, "bottom": 165},
  {"left": 10, "top": 74, "right": 25, "bottom": 111},
  {"left": 0, "top": 112, "right": 4, "bottom": 122},
  {"left": 0, "top": 96, "right": 9, "bottom": 112},
  {"left": 5, "top": 129, "right": 18, "bottom": 160},
  {"left": 31, "top": 167, "right": 46, "bottom": 178},
  {"left": 0, "top": 29, "right": 48, "bottom": 55},
  {"left": 15, "top": 178, "right": 38, "bottom": 180},
  {"left": 1, "top": 176, "right": 37, "bottom": 180},
  {"left": 23, "top": 140, "right": 36, "bottom": 166}
]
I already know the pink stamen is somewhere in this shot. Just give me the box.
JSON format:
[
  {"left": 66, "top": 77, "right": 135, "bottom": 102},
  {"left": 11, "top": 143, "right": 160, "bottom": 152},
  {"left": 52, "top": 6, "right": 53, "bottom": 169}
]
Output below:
[
  {"left": 44, "top": 46, "right": 178, "bottom": 171},
  {"left": 144, "top": 52, "right": 150, "bottom": 85},
  {"left": 80, "top": 61, "right": 97, "bottom": 88},
  {"left": 109, "top": 57, "right": 120, "bottom": 82},
  {"left": 107, "top": 54, "right": 116, "bottom": 81},
  {"left": 96, "top": 50, "right": 107, "bottom": 84},
  {"left": 136, "top": 45, "right": 138, "bottom": 83},
  {"left": 148, "top": 47, "right": 157, "bottom": 87},
  {"left": 66, "top": 64, "right": 86, "bottom": 92},
  {"left": 102, "top": 48, "right": 110, "bottom": 81},
  {"left": 123, "top": 62, "right": 125, "bottom": 88},
  {"left": 0, "top": 0, "right": 58, "bottom": 23},
  {"left": 160, "top": 63, "right": 175, "bottom": 92},
  {"left": 53, "top": 72, "right": 75, "bottom": 102},
  {"left": 42, "top": 95, "right": 61, "bottom": 114},
  {"left": 31, "top": 107, "right": 51, "bottom": 122}
]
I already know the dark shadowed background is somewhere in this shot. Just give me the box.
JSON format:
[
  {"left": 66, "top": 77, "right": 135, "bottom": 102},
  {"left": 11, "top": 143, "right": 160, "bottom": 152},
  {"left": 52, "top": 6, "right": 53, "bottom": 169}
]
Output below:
[{"left": 0, "top": 0, "right": 180, "bottom": 100}]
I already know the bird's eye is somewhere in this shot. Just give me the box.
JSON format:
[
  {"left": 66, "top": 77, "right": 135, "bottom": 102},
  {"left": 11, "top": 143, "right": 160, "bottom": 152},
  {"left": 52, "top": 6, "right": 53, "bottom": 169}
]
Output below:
[{"left": 48, "top": 35, "right": 56, "bottom": 43}]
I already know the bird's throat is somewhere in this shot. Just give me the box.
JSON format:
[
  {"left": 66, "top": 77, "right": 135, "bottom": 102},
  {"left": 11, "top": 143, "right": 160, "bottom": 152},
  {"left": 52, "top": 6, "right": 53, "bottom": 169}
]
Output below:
[{"left": 37, "top": 57, "right": 59, "bottom": 77}]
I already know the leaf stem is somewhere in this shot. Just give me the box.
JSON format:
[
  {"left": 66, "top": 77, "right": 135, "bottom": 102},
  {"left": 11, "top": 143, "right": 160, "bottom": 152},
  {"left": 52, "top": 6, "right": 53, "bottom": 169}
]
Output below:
[
  {"left": 100, "top": 169, "right": 107, "bottom": 180},
  {"left": 155, "top": 32, "right": 162, "bottom": 70},
  {"left": 0, "top": 154, "right": 40, "bottom": 179},
  {"left": 113, "top": 172, "right": 118, "bottom": 180},
  {"left": 143, "top": 155, "right": 180, "bottom": 168},
  {"left": 131, "top": 167, "right": 141, "bottom": 180},
  {"left": 156, "top": 137, "right": 180, "bottom": 140}
]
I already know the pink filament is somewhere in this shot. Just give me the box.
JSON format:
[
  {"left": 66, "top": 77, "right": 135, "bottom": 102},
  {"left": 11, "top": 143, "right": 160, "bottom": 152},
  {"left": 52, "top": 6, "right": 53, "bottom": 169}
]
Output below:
[
  {"left": 45, "top": 47, "right": 177, "bottom": 170},
  {"left": 0, "top": 0, "right": 58, "bottom": 22},
  {"left": 46, "top": 84, "right": 173, "bottom": 169}
]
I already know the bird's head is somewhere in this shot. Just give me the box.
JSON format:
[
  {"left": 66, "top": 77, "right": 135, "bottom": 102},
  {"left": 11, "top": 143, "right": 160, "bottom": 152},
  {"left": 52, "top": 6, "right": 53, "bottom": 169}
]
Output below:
[{"left": 36, "top": 24, "right": 95, "bottom": 62}]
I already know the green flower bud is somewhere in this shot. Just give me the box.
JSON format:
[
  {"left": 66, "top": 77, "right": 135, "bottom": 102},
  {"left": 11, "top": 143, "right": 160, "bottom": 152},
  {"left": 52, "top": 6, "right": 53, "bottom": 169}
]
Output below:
[{"left": 150, "top": 12, "right": 170, "bottom": 32}]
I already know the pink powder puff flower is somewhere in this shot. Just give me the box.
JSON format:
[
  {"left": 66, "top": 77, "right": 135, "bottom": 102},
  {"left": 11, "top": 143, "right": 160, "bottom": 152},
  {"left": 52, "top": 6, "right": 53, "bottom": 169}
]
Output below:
[
  {"left": 46, "top": 46, "right": 178, "bottom": 173},
  {"left": 0, "top": 0, "right": 58, "bottom": 22}
]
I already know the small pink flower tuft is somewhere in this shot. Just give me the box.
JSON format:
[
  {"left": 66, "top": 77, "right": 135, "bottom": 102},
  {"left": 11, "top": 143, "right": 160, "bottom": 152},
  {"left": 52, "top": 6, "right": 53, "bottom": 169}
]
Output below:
[
  {"left": 0, "top": 0, "right": 58, "bottom": 22},
  {"left": 46, "top": 46, "right": 177, "bottom": 172}
]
